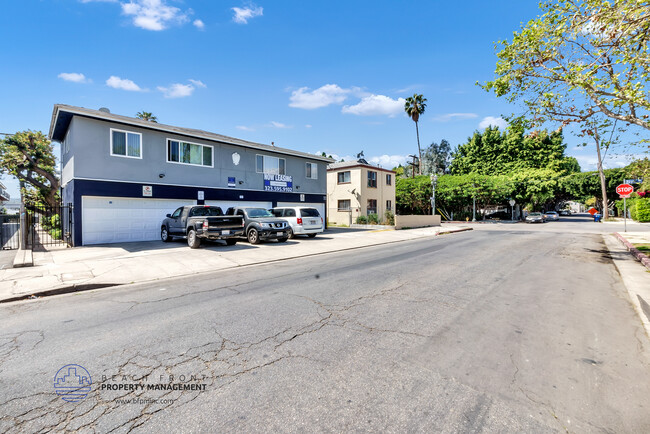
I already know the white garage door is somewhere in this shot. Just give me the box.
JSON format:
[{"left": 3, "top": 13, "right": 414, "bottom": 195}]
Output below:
[
  {"left": 276, "top": 202, "right": 325, "bottom": 218},
  {"left": 82, "top": 196, "right": 193, "bottom": 245},
  {"left": 205, "top": 200, "right": 273, "bottom": 213}
]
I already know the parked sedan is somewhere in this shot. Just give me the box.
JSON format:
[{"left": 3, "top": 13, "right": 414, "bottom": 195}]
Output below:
[
  {"left": 559, "top": 209, "right": 572, "bottom": 216},
  {"left": 226, "top": 207, "right": 290, "bottom": 244},
  {"left": 544, "top": 211, "right": 560, "bottom": 221},
  {"left": 525, "top": 212, "right": 546, "bottom": 223}
]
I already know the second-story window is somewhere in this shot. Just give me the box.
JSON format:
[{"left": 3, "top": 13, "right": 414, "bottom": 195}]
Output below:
[
  {"left": 111, "top": 129, "right": 141, "bottom": 158},
  {"left": 306, "top": 162, "right": 318, "bottom": 179},
  {"left": 256, "top": 154, "right": 286, "bottom": 175},
  {"left": 167, "top": 139, "right": 213, "bottom": 167},
  {"left": 337, "top": 171, "right": 351, "bottom": 184},
  {"left": 386, "top": 174, "right": 392, "bottom": 185},
  {"left": 367, "top": 171, "right": 377, "bottom": 188}
]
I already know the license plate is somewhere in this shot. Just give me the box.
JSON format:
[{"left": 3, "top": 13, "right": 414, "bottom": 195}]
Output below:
[
  {"left": 277, "top": 232, "right": 284, "bottom": 236},
  {"left": 310, "top": 220, "right": 317, "bottom": 224},
  {"left": 222, "top": 230, "right": 230, "bottom": 235}
]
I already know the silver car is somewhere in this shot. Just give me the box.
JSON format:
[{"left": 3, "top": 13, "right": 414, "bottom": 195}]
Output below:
[
  {"left": 525, "top": 212, "right": 546, "bottom": 223},
  {"left": 544, "top": 211, "right": 560, "bottom": 221},
  {"left": 270, "top": 207, "right": 324, "bottom": 238}
]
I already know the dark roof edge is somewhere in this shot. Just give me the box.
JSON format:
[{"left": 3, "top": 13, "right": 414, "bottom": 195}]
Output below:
[
  {"left": 327, "top": 163, "right": 396, "bottom": 173},
  {"left": 49, "top": 104, "right": 334, "bottom": 163}
]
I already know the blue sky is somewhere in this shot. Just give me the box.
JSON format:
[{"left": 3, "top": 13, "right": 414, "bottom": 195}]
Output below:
[{"left": 0, "top": 0, "right": 642, "bottom": 199}]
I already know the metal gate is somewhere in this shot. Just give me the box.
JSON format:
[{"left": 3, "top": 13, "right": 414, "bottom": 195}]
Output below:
[
  {"left": 0, "top": 214, "right": 20, "bottom": 250},
  {"left": 25, "top": 203, "right": 73, "bottom": 249}
]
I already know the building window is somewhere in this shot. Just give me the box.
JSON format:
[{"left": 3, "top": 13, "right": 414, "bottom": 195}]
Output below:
[
  {"left": 367, "top": 171, "right": 377, "bottom": 188},
  {"left": 386, "top": 174, "right": 392, "bottom": 185},
  {"left": 367, "top": 199, "right": 377, "bottom": 215},
  {"left": 167, "top": 139, "right": 213, "bottom": 167},
  {"left": 256, "top": 154, "right": 286, "bottom": 175},
  {"left": 111, "top": 129, "right": 141, "bottom": 159},
  {"left": 306, "top": 162, "right": 318, "bottom": 179},
  {"left": 337, "top": 200, "right": 351, "bottom": 211},
  {"left": 337, "top": 171, "right": 351, "bottom": 184},
  {"left": 386, "top": 200, "right": 392, "bottom": 211}
]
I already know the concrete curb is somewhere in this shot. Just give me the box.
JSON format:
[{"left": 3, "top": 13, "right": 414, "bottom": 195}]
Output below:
[
  {"left": 613, "top": 232, "right": 650, "bottom": 270},
  {"left": 12, "top": 247, "right": 33, "bottom": 268},
  {"left": 0, "top": 226, "right": 473, "bottom": 304}
]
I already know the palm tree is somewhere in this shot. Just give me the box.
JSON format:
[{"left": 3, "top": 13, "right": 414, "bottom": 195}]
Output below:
[
  {"left": 404, "top": 94, "right": 427, "bottom": 174},
  {"left": 136, "top": 111, "right": 158, "bottom": 123}
]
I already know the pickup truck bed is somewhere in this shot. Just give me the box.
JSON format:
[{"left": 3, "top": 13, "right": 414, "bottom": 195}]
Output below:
[{"left": 161, "top": 205, "right": 245, "bottom": 248}]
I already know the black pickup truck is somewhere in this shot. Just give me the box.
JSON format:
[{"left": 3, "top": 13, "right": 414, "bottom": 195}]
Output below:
[{"left": 161, "top": 205, "right": 244, "bottom": 248}]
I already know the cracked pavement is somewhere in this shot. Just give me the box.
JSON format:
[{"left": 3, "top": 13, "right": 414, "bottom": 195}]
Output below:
[{"left": 1, "top": 224, "right": 650, "bottom": 433}]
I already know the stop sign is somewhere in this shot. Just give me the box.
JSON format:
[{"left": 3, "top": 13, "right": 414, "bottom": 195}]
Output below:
[{"left": 616, "top": 184, "right": 634, "bottom": 197}]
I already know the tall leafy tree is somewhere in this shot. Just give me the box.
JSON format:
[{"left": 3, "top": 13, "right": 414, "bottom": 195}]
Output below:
[
  {"left": 0, "top": 131, "right": 60, "bottom": 207},
  {"left": 136, "top": 111, "right": 158, "bottom": 122},
  {"left": 482, "top": 0, "right": 650, "bottom": 131},
  {"left": 421, "top": 139, "right": 452, "bottom": 175},
  {"left": 404, "top": 94, "right": 427, "bottom": 174}
]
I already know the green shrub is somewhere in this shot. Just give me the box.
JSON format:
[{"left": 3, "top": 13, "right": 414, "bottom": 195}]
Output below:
[
  {"left": 635, "top": 198, "right": 650, "bottom": 222},
  {"left": 355, "top": 215, "right": 368, "bottom": 224},
  {"left": 49, "top": 228, "right": 62, "bottom": 240},
  {"left": 384, "top": 210, "right": 395, "bottom": 225},
  {"left": 51, "top": 214, "right": 61, "bottom": 227},
  {"left": 368, "top": 213, "right": 379, "bottom": 224}
]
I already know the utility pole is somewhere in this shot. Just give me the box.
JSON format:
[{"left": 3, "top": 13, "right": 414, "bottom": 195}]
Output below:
[
  {"left": 472, "top": 183, "right": 476, "bottom": 222},
  {"left": 407, "top": 155, "right": 419, "bottom": 179}
]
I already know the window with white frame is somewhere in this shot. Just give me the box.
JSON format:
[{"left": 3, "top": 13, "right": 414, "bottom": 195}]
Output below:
[
  {"left": 256, "top": 154, "right": 286, "bottom": 175},
  {"left": 337, "top": 199, "right": 351, "bottom": 211},
  {"left": 167, "top": 139, "right": 213, "bottom": 167},
  {"left": 306, "top": 162, "right": 318, "bottom": 179},
  {"left": 111, "top": 129, "right": 142, "bottom": 158},
  {"left": 367, "top": 199, "right": 377, "bottom": 215}
]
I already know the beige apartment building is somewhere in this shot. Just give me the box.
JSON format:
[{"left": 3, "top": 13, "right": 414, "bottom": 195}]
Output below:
[{"left": 327, "top": 159, "right": 396, "bottom": 225}]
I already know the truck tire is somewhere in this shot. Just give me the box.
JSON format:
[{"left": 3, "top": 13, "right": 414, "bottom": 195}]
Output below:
[
  {"left": 287, "top": 228, "right": 294, "bottom": 239},
  {"left": 247, "top": 228, "right": 261, "bottom": 244},
  {"left": 225, "top": 238, "right": 237, "bottom": 246},
  {"left": 161, "top": 226, "right": 171, "bottom": 242},
  {"left": 277, "top": 237, "right": 288, "bottom": 243},
  {"left": 188, "top": 229, "right": 201, "bottom": 249}
]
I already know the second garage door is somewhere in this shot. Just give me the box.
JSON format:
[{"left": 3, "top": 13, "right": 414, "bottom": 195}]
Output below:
[{"left": 82, "top": 196, "right": 193, "bottom": 245}]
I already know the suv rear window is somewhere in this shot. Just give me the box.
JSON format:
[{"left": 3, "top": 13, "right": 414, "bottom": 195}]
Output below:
[{"left": 300, "top": 208, "right": 320, "bottom": 217}]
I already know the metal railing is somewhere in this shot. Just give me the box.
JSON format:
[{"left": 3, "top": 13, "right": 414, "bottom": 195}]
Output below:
[{"left": 25, "top": 203, "right": 73, "bottom": 249}]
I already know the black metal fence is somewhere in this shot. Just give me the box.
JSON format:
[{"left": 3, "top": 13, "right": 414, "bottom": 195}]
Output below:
[
  {"left": 25, "top": 203, "right": 73, "bottom": 249},
  {"left": 1, "top": 214, "right": 20, "bottom": 250}
]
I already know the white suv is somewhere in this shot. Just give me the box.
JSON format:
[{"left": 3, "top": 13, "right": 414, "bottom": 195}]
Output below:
[{"left": 270, "top": 207, "right": 324, "bottom": 238}]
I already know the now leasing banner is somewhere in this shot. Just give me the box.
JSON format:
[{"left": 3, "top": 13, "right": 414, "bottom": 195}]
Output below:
[{"left": 263, "top": 174, "right": 293, "bottom": 192}]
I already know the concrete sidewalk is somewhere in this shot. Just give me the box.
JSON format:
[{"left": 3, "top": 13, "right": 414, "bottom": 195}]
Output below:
[
  {"left": 0, "top": 225, "right": 471, "bottom": 302},
  {"left": 613, "top": 231, "right": 650, "bottom": 270}
]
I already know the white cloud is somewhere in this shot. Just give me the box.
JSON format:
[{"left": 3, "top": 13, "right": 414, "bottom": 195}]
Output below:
[
  {"left": 341, "top": 95, "right": 405, "bottom": 117},
  {"left": 157, "top": 83, "right": 193, "bottom": 98},
  {"left": 106, "top": 75, "right": 144, "bottom": 91},
  {"left": 433, "top": 113, "right": 478, "bottom": 122},
  {"left": 121, "top": 0, "right": 189, "bottom": 31},
  {"left": 305, "top": 124, "right": 312, "bottom": 128},
  {"left": 58, "top": 72, "right": 90, "bottom": 83},
  {"left": 193, "top": 19, "right": 205, "bottom": 30},
  {"left": 479, "top": 116, "right": 508, "bottom": 130},
  {"left": 157, "top": 79, "right": 206, "bottom": 98},
  {"left": 368, "top": 154, "right": 409, "bottom": 169},
  {"left": 236, "top": 125, "right": 255, "bottom": 131},
  {"left": 232, "top": 6, "right": 263, "bottom": 24},
  {"left": 289, "top": 84, "right": 352, "bottom": 109},
  {"left": 188, "top": 79, "right": 206, "bottom": 88},
  {"left": 268, "top": 121, "right": 291, "bottom": 129}
]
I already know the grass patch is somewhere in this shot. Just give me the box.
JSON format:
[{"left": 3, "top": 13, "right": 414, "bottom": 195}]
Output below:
[{"left": 633, "top": 244, "right": 650, "bottom": 252}]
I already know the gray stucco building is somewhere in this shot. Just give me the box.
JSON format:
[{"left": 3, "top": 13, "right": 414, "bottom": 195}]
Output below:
[{"left": 49, "top": 104, "right": 331, "bottom": 246}]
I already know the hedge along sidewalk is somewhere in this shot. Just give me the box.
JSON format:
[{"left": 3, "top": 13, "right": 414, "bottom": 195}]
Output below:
[{"left": 613, "top": 232, "right": 650, "bottom": 270}]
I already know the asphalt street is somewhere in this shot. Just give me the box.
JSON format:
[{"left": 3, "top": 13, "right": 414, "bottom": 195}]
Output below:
[{"left": 1, "top": 218, "right": 649, "bottom": 433}]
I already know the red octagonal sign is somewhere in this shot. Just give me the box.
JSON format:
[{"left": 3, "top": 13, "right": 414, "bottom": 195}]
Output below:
[{"left": 616, "top": 184, "right": 634, "bottom": 197}]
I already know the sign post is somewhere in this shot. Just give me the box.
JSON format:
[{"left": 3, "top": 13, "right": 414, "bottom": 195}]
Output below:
[
  {"left": 616, "top": 183, "right": 634, "bottom": 232},
  {"left": 509, "top": 199, "right": 516, "bottom": 221}
]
